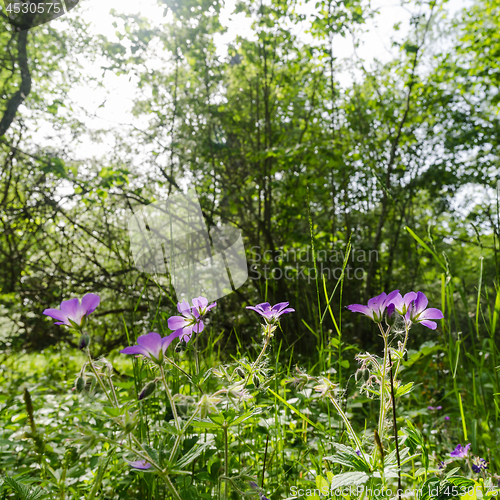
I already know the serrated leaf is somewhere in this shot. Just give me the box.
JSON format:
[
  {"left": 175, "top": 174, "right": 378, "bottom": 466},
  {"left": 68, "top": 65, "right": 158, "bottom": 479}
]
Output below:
[{"left": 328, "top": 471, "right": 370, "bottom": 489}]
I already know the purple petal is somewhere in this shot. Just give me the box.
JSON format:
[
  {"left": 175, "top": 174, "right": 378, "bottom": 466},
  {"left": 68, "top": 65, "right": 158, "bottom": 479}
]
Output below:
[
  {"left": 255, "top": 302, "right": 271, "bottom": 311},
  {"left": 43, "top": 308, "right": 68, "bottom": 323},
  {"left": 386, "top": 302, "right": 396, "bottom": 317},
  {"left": 180, "top": 325, "right": 194, "bottom": 342},
  {"left": 419, "top": 320, "right": 437, "bottom": 330},
  {"left": 347, "top": 304, "right": 373, "bottom": 319},
  {"left": 161, "top": 330, "right": 182, "bottom": 352},
  {"left": 419, "top": 308, "right": 444, "bottom": 320},
  {"left": 279, "top": 307, "right": 295, "bottom": 315},
  {"left": 271, "top": 302, "right": 289, "bottom": 312},
  {"left": 413, "top": 291, "right": 428, "bottom": 315},
  {"left": 193, "top": 319, "right": 204, "bottom": 333},
  {"left": 81, "top": 293, "right": 100, "bottom": 315},
  {"left": 367, "top": 292, "right": 387, "bottom": 310},
  {"left": 177, "top": 300, "right": 191, "bottom": 314},
  {"left": 403, "top": 292, "right": 417, "bottom": 307},
  {"left": 246, "top": 306, "right": 266, "bottom": 316},
  {"left": 192, "top": 296, "right": 208, "bottom": 309},
  {"left": 389, "top": 293, "right": 404, "bottom": 312},
  {"left": 450, "top": 443, "right": 470, "bottom": 458},
  {"left": 168, "top": 315, "right": 189, "bottom": 330},
  {"left": 137, "top": 333, "right": 163, "bottom": 357},
  {"left": 383, "top": 290, "right": 400, "bottom": 307},
  {"left": 127, "top": 460, "right": 152, "bottom": 469},
  {"left": 120, "top": 345, "right": 150, "bottom": 357},
  {"left": 60, "top": 298, "right": 82, "bottom": 323},
  {"left": 205, "top": 302, "right": 217, "bottom": 312}
]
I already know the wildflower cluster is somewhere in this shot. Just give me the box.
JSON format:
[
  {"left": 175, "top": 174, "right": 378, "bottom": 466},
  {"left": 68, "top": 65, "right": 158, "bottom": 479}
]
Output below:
[
  {"left": 347, "top": 290, "right": 444, "bottom": 330},
  {"left": 42, "top": 292, "right": 291, "bottom": 500}
]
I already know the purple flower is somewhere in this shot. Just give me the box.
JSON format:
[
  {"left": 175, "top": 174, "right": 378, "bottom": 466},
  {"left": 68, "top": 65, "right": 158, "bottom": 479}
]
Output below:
[
  {"left": 471, "top": 457, "right": 488, "bottom": 473},
  {"left": 427, "top": 406, "right": 442, "bottom": 411},
  {"left": 450, "top": 443, "right": 471, "bottom": 459},
  {"left": 444, "top": 416, "right": 450, "bottom": 421},
  {"left": 406, "top": 291, "right": 443, "bottom": 330},
  {"left": 192, "top": 296, "right": 217, "bottom": 316},
  {"left": 246, "top": 302, "right": 295, "bottom": 323},
  {"left": 355, "top": 448, "right": 362, "bottom": 457},
  {"left": 120, "top": 331, "right": 180, "bottom": 365},
  {"left": 127, "top": 459, "right": 152, "bottom": 470},
  {"left": 43, "top": 293, "right": 100, "bottom": 329},
  {"left": 346, "top": 290, "right": 399, "bottom": 323},
  {"left": 390, "top": 292, "right": 417, "bottom": 315},
  {"left": 438, "top": 461, "right": 446, "bottom": 470},
  {"left": 167, "top": 297, "right": 216, "bottom": 342},
  {"left": 249, "top": 481, "right": 270, "bottom": 500}
]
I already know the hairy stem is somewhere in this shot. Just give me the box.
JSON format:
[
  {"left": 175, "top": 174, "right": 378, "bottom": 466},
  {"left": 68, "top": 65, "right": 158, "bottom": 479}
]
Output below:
[
  {"left": 106, "top": 369, "right": 119, "bottom": 406},
  {"left": 165, "top": 355, "right": 204, "bottom": 394},
  {"left": 160, "top": 365, "right": 181, "bottom": 432},
  {"left": 393, "top": 320, "right": 410, "bottom": 380},
  {"left": 223, "top": 422, "right": 229, "bottom": 500},
  {"left": 86, "top": 348, "right": 115, "bottom": 407},
  {"left": 377, "top": 323, "right": 390, "bottom": 441},
  {"left": 327, "top": 393, "right": 365, "bottom": 458},
  {"left": 244, "top": 328, "right": 271, "bottom": 391},
  {"left": 164, "top": 475, "right": 183, "bottom": 500},
  {"left": 389, "top": 350, "right": 402, "bottom": 500},
  {"left": 169, "top": 409, "right": 199, "bottom": 463}
]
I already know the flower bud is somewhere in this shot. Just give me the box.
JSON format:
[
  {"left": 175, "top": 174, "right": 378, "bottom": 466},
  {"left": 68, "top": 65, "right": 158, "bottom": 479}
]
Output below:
[
  {"left": 198, "top": 394, "right": 220, "bottom": 419},
  {"left": 235, "top": 367, "right": 245, "bottom": 379},
  {"left": 139, "top": 381, "right": 156, "bottom": 401},
  {"left": 362, "top": 368, "right": 370, "bottom": 383},
  {"left": 76, "top": 376, "right": 85, "bottom": 393},
  {"left": 385, "top": 303, "right": 396, "bottom": 327},
  {"left": 252, "top": 374, "right": 260, "bottom": 388},
  {"left": 78, "top": 334, "right": 90, "bottom": 350},
  {"left": 84, "top": 375, "right": 95, "bottom": 392},
  {"left": 121, "top": 411, "right": 138, "bottom": 434},
  {"left": 199, "top": 395, "right": 211, "bottom": 419}
]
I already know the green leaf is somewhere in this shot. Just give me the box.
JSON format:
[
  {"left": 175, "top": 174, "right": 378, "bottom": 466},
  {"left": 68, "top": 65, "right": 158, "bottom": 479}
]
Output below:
[
  {"left": 328, "top": 471, "right": 370, "bottom": 489},
  {"left": 268, "top": 388, "right": 319, "bottom": 429},
  {"left": 229, "top": 407, "right": 264, "bottom": 427},
  {"left": 3, "top": 476, "right": 45, "bottom": 500},
  {"left": 175, "top": 439, "right": 214, "bottom": 470}
]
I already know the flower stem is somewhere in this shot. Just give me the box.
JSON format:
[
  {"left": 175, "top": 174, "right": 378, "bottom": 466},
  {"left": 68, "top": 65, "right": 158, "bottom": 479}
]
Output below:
[
  {"left": 160, "top": 365, "right": 181, "bottom": 432},
  {"left": 164, "top": 475, "right": 183, "bottom": 500},
  {"left": 393, "top": 320, "right": 410, "bottom": 380},
  {"left": 244, "top": 329, "right": 271, "bottom": 390},
  {"left": 388, "top": 350, "right": 402, "bottom": 500},
  {"left": 165, "top": 356, "right": 204, "bottom": 394},
  {"left": 327, "top": 393, "right": 365, "bottom": 459},
  {"left": 106, "top": 369, "right": 119, "bottom": 406},
  {"left": 169, "top": 409, "right": 199, "bottom": 463},
  {"left": 377, "top": 323, "right": 390, "bottom": 442},
  {"left": 86, "top": 348, "right": 115, "bottom": 407},
  {"left": 223, "top": 422, "right": 229, "bottom": 500}
]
